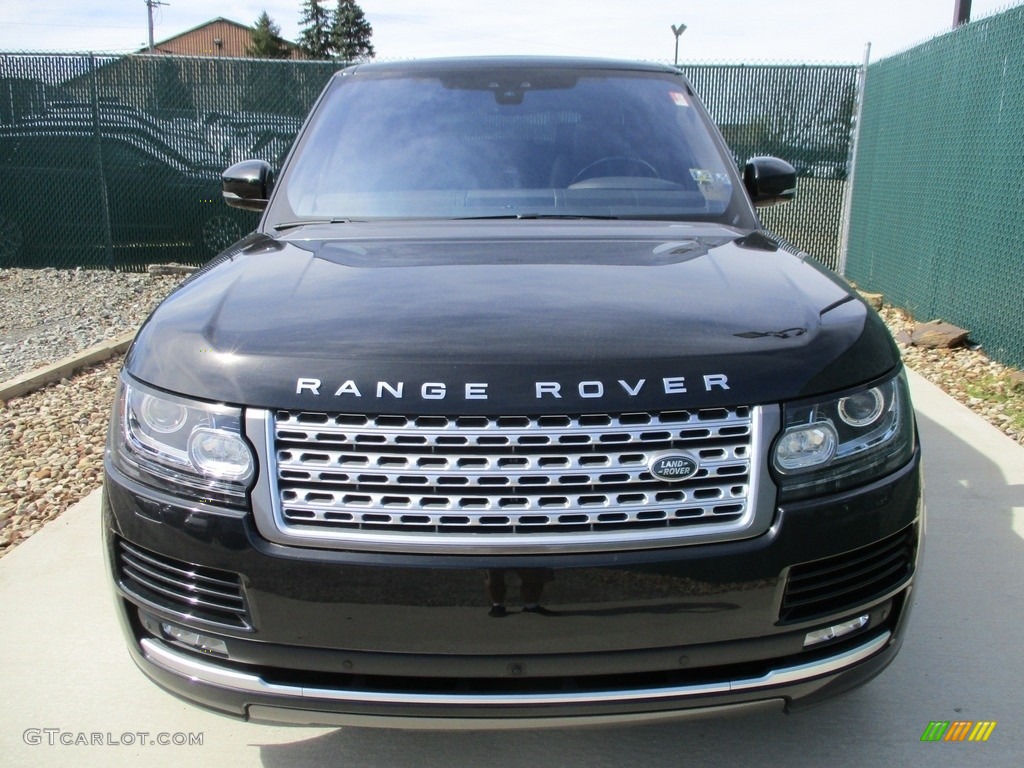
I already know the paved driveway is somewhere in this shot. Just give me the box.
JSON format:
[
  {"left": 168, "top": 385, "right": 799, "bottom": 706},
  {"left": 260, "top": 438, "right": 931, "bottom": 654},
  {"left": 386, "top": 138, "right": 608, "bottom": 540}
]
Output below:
[{"left": 1, "top": 371, "right": 1021, "bottom": 767}]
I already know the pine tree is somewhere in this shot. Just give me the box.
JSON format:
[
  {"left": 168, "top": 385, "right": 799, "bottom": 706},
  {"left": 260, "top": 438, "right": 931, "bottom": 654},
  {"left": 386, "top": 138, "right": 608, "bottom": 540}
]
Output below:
[
  {"left": 331, "top": 0, "right": 375, "bottom": 62},
  {"left": 247, "top": 12, "right": 291, "bottom": 59},
  {"left": 298, "top": 0, "right": 333, "bottom": 60}
]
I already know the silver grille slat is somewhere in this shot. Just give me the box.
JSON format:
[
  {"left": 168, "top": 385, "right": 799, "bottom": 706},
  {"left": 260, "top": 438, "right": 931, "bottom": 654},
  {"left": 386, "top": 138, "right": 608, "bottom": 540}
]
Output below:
[
  {"left": 254, "top": 406, "right": 772, "bottom": 553},
  {"left": 283, "top": 486, "right": 746, "bottom": 515},
  {"left": 276, "top": 452, "right": 748, "bottom": 486},
  {"left": 275, "top": 410, "right": 744, "bottom": 445},
  {"left": 116, "top": 540, "right": 251, "bottom": 628}
]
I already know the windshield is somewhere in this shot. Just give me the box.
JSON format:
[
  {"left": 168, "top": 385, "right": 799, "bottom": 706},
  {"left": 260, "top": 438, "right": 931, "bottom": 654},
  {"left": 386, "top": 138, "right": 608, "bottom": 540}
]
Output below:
[{"left": 274, "top": 65, "right": 752, "bottom": 224}]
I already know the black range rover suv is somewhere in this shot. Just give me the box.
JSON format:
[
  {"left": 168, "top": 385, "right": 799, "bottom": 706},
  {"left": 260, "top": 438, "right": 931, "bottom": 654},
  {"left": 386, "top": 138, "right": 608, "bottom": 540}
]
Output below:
[{"left": 103, "top": 57, "right": 923, "bottom": 728}]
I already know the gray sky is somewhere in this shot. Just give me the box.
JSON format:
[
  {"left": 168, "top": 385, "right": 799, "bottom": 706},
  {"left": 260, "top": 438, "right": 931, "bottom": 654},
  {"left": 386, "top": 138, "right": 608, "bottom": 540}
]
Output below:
[{"left": 0, "top": 1, "right": 1021, "bottom": 63}]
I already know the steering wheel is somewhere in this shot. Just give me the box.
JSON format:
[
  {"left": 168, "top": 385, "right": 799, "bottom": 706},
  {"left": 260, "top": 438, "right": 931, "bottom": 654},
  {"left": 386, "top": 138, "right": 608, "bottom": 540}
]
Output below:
[{"left": 570, "top": 156, "right": 660, "bottom": 185}]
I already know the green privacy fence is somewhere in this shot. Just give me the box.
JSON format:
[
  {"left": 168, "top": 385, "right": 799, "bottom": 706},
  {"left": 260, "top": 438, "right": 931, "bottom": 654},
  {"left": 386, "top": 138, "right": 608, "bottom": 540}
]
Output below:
[
  {"left": 846, "top": 6, "right": 1024, "bottom": 368},
  {"left": 0, "top": 54, "right": 337, "bottom": 269},
  {"left": 0, "top": 53, "right": 857, "bottom": 271}
]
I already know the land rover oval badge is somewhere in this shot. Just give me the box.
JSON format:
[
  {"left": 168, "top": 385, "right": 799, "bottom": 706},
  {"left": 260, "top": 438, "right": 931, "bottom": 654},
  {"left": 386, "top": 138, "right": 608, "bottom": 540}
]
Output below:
[{"left": 649, "top": 453, "right": 700, "bottom": 482}]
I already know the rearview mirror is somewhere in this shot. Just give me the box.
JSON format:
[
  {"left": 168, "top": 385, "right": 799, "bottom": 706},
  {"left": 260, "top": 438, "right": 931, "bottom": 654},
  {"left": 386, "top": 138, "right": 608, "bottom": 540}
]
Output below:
[
  {"left": 743, "top": 157, "right": 796, "bottom": 207},
  {"left": 222, "top": 160, "right": 274, "bottom": 211}
]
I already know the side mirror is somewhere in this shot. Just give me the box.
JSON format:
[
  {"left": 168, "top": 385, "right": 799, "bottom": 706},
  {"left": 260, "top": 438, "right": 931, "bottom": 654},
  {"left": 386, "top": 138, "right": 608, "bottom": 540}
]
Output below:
[
  {"left": 222, "top": 160, "right": 274, "bottom": 211},
  {"left": 743, "top": 157, "right": 796, "bottom": 207}
]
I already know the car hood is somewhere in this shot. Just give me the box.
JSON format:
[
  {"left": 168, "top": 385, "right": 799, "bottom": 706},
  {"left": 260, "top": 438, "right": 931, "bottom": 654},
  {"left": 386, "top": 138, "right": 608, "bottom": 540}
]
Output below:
[{"left": 127, "top": 221, "right": 899, "bottom": 414}]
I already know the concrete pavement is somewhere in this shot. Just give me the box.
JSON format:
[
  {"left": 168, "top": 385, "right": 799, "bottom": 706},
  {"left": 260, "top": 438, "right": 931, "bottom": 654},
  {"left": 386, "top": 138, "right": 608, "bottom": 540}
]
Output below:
[{"left": 1, "top": 369, "right": 1021, "bottom": 767}]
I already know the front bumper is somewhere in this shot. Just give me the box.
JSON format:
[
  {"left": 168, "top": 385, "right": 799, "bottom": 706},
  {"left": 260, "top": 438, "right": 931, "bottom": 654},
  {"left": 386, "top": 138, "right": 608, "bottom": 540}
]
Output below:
[
  {"left": 136, "top": 629, "right": 892, "bottom": 728},
  {"left": 102, "top": 450, "right": 922, "bottom": 728}
]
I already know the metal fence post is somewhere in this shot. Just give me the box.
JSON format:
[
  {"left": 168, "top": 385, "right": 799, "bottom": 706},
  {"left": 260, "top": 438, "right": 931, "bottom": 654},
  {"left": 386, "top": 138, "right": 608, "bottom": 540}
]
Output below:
[
  {"left": 89, "top": 53, "right": 116, "bottom": 270},
  {"left": 838, "top": 43, "right": 871, "bottom": 277}
]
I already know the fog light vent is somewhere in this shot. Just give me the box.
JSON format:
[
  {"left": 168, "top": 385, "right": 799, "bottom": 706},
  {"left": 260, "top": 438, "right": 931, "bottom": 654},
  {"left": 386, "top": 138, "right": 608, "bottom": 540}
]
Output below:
[
  {"left": 116, "top": 537, "right": 251, "bottom": 629},
  {"left": 780, "top": 525, "right": 916, "bottom": 622}
]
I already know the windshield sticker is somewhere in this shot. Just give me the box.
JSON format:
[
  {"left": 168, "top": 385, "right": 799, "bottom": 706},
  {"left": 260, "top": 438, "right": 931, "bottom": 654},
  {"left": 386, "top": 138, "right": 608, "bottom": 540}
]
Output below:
[
  {"left": 690, "top": 169, "right": 732, "bottom": 202},
  {"left": 669, "top": 91, "right": 690, "bottom": 107}
]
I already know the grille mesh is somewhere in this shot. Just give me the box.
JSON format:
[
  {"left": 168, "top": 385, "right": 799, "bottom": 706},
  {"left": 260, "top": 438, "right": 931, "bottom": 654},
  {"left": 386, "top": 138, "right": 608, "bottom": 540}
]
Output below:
[{"left": 269, "top": 407, "right": 758, "bottom": 550}]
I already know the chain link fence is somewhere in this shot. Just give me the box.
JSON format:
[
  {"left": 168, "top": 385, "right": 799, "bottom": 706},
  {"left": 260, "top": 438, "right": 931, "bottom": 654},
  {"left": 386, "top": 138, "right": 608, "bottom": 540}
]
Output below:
[
  {"left": 0, "top": 53, "right": 857, "bottom": 271},
  {"left": 683, "top": 64, "right": 859, "bottom": 266},
  {"left": 0, "top": 54, "right": 337, "bottom": 270},
  {"left": 846, "top": 6, "right": 1024, "bottom": 368}
]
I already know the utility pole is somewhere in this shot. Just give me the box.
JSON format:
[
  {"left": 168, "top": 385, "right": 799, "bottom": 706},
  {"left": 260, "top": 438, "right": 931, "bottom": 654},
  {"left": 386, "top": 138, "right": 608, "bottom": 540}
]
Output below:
[
  {"left": 953, "top": 0, "right": 972, "bottom": 28},
  {"left": 146, "top": 0, "right": 169, "bottom": 53}
]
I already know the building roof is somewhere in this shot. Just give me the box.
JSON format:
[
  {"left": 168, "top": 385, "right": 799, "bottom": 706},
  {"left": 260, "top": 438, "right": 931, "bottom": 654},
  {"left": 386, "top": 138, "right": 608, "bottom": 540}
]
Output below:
[{"left": 142, "top": 16, "right": 300, "bottom": 59}]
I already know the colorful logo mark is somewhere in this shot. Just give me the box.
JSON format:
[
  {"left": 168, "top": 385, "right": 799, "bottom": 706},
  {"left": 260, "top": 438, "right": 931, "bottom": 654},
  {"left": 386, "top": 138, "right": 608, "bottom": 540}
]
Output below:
[{"left": 921, "top": 721, "right": 997, "bottom": 742}]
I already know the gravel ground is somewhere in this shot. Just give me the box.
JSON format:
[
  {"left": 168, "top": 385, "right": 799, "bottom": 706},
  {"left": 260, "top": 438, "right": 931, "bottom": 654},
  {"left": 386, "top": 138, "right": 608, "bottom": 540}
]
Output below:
[
  {"left": 0, "top": 268, "right": 182, "bottom": 382},
  {"left": 1, "top": 269, "right": 1022, "bottom": 559},
  {"left": 1, "top": 268, "right": 183, "bottom": 557},
  {"left": 880, "top": 305, "right": 1024, "bottom": 446},
  {"left": 1, "top": 358, "right": 121, "bottom": 554}
]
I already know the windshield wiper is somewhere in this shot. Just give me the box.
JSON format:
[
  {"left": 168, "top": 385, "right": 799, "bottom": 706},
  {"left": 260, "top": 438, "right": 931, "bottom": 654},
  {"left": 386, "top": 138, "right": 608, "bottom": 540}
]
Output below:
[
  {"left": 273, "top": 218, "right": 353, "bottom": 231},
  {"left": 454, "top": 213, "right": 620, "bottom": 221}
]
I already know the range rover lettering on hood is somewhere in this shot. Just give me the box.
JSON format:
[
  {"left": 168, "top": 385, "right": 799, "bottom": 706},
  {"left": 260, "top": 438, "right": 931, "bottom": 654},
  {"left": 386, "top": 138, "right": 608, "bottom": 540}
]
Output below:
[{"left": 295, "top": 375, "right": 730, "bottom": 401}]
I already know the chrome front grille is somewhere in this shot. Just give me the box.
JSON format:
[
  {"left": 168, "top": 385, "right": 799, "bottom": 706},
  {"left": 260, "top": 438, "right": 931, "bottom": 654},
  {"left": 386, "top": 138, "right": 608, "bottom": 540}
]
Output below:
[{"left": 253, "top": 406, "right": 773, "bottom": 554}]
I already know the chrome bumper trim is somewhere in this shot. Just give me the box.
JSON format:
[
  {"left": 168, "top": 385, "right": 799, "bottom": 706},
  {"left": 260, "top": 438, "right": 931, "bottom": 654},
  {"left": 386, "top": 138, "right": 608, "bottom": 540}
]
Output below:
[
  {"left": 246, "top": 699, "right": 786, "bottom": 729},
  {"left": 141, "top": 630, "right": 890, "bottom": 708}
]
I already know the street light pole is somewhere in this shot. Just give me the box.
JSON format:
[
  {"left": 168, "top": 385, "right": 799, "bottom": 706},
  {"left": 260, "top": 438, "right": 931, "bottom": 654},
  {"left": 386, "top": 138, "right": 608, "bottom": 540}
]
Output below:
[{"left": 671, "top": 23, "right": 687, "bottom": 67}]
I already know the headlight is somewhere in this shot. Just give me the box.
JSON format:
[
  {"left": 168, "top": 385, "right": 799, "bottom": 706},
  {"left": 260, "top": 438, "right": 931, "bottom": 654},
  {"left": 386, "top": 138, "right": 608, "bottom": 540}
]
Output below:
[
  {"left": 110, "top": 375, "right": 254, "bottom": 506},
  {"left": 773, "top": 370, "right": 915, "bottom": 501}
]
